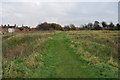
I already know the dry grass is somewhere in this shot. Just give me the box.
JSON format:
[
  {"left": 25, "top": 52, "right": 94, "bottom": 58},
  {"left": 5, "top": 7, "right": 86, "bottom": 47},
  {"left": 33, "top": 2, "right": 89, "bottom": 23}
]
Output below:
[{"left": 67, "top": 30, "right": 119, "bottom": 68}]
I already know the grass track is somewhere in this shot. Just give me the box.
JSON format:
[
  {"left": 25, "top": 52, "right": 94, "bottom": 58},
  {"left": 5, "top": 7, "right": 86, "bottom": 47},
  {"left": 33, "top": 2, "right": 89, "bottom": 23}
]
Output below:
[
  {"left": 40, "top": 32, "right": 102, "bottom": 78},
  {"left": 3, "top": 31, "right": 118, "bottom": 78}
]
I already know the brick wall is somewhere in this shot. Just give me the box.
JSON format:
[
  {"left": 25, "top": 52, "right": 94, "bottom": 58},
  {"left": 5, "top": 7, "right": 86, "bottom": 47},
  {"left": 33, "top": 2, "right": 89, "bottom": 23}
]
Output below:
[{"left": 2, "top": 28, "right": 8, "bottom": 33}]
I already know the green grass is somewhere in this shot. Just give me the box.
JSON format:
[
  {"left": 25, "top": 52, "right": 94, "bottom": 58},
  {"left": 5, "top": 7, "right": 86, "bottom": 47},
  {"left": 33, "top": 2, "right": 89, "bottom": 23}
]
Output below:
[
  {"left": 2, "top": 32, "right": 54, "bottom": 78},
  {"left": 2, "top": 31, "right": 119, "bottom": 78},
  {"left": 39, "top": 33, "right": 97, "bottom": 78}
]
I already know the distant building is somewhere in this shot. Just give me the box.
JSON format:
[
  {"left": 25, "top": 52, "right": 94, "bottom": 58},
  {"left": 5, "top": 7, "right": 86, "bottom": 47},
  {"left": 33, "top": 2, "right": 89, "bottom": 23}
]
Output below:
[
  {"left": 8, "top": 28, "right": 14, "bottom": 33},
  {"left": 0, "top": 24, "right": 31, "bottom": 34},
  {"left": 0, "top": 27, "right": 2, "bottom": 34}
]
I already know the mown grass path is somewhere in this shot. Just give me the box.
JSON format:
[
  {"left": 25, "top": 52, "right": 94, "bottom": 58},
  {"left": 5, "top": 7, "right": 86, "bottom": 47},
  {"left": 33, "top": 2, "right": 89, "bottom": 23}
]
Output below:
[
  {"left": 3, "top": 31, "right": 118, "bottom": 78},
  {"left": 40, "top": 32, "right": 97, "bottom": 78}
]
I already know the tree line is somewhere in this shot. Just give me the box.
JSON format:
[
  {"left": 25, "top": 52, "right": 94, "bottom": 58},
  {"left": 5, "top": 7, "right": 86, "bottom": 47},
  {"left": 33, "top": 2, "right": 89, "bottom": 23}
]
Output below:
[
  {"left": 80, "top": 21, "right": 120, "bottom": 30},
  {"left": 36, "top": 21, "right": 120, "bottom": 31}
]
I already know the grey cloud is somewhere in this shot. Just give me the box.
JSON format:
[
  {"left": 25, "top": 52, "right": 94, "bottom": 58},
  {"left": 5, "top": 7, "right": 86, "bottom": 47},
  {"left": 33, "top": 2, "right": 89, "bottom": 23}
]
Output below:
[{"left": 1, "top": 2, "right": 118, "bottom": 27}]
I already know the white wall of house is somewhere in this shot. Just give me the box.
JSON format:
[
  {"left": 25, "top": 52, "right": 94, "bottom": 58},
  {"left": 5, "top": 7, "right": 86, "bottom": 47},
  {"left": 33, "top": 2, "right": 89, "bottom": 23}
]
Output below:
[{"left": 8, "top": 28, "right": 14, "bottom": 33}]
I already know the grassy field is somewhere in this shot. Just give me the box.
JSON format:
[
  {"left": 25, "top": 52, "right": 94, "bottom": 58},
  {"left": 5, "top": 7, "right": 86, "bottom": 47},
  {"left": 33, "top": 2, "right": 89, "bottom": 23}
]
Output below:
[{"left": 2, "top": 31, "right": 119, "bottom": 78}]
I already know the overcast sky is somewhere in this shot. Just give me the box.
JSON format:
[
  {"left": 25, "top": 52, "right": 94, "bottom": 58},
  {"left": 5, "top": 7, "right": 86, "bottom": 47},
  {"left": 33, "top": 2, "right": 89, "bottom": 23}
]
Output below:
[{"left": 0, "top": 1, "right": 118, "bottom": 27}]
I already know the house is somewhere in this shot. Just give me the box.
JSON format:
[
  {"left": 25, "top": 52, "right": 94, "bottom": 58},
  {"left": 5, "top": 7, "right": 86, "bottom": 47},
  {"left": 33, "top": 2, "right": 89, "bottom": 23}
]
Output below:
[
  {"left": 1, "top": 24, "right": 16, "bottom": 34},
  {"left": 22, "top": 26, "right": 30, "bottom": 32},
  {"left": 8, "top": 28, "right": 14, "bottom": 33},
  {"left": 2, "top": 28, "right": 8, "bottom": 34},
  {"left": 0, "top": 27, "right": 2, "bottom": 34},
  {"left": 0, "top": 24, "right": 31, "bottom": 34}
]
